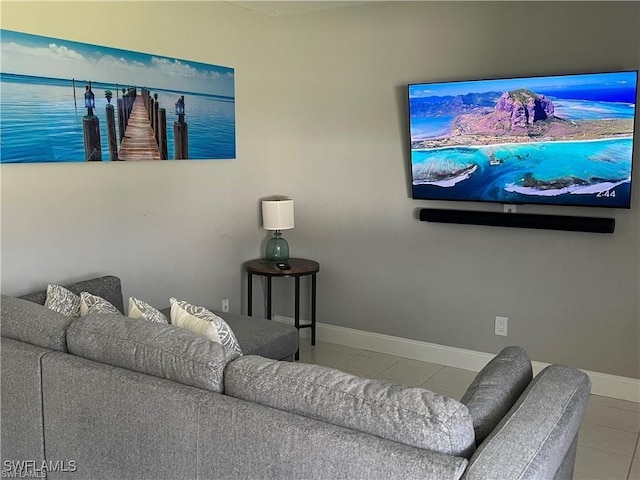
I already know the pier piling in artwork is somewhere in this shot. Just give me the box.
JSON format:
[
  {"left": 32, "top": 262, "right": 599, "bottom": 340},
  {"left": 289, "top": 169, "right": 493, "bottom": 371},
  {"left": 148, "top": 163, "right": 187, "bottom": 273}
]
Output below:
[
  {"left": 153, "top": 96, "right": 160, "bottom": 148},
  {"left": 174, "top": 95, "right": 188, "bottom": 160},
  {"left": 122, "top": 88, "right": 135, "bottom": 131},
  {"left": 83, "top": 115, "right": 102, "bottom": 161},
  {"left": 106, "top": 103, "right": 119, "bottom": 161},
  {"left": 117, "top": 97, "right": 126, "bottom": 143},
  {"left": 158, "top": 108, "right": 168, "bottom": 160},
  {"left": 82, "top": 82, "right": 102, "bottom": 161},
  {"left": 72, "top": 78, "right": 77, "bottom": 110}
]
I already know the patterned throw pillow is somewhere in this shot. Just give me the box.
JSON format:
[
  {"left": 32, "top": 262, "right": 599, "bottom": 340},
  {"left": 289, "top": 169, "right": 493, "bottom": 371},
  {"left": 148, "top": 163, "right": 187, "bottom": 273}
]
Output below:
[
  {"left": 79, "top": 292, "right": 121, "bottom": 317},
  {"left": 169, "top": 298, "right": 242, "bottom": 354},
  {"left": 44, "top": 284, "right": 81, "bottom": 318},
  {"left": 128, "top": 297, "right": 168, "bottom": 324}
]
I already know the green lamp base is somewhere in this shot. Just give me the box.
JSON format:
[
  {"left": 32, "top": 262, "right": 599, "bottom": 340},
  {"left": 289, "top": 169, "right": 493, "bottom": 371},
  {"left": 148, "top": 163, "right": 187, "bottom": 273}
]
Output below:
[{"left": 265, "top": 231, "right": 290, "bottom": 262}]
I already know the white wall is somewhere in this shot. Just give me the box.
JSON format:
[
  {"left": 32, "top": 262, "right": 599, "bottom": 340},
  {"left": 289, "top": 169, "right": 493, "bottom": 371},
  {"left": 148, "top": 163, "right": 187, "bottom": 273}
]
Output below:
[
  {"left": 0, "top": 1, "right": 278, "bottom": 312},
  {"left": 1, "top": 1, "right": 638, "bottom": 378},
  {"left": 269, "top": 1, "right": 640, "bottom": 378}
]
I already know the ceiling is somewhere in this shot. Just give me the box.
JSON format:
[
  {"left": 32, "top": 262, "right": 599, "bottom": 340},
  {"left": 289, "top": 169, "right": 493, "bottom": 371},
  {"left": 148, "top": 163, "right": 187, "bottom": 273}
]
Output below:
[{"left": 225, "top": 1, "right": 367, "bottom": 17}]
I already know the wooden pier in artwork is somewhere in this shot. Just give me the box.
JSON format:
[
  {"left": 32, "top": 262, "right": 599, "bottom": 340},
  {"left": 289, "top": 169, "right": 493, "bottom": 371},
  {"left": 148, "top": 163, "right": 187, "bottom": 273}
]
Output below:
[
  {"left": 82, "top": 83, "right": 188, "bottom": 161},
  {"left": 118, "top": 96, "right": 161, "bottom": 160}
]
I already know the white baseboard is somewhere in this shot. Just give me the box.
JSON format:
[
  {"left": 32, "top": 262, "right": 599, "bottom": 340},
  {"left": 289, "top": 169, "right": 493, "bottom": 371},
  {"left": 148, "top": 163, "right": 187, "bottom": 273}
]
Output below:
[{"left": 274, "top": 315, "right": 640, "bottom": 403}]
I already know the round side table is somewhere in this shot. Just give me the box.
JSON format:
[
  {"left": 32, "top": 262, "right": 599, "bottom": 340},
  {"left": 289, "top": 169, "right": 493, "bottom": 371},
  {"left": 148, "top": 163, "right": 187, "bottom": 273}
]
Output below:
[{"left": 245, "top": 258, "right": 320, "bottom": 358}]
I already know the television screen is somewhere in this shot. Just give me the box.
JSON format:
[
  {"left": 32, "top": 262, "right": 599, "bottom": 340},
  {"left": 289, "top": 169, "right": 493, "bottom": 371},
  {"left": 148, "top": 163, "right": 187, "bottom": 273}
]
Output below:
[{"left": 409, "top": 71, "right": 638, "bottom": 208}]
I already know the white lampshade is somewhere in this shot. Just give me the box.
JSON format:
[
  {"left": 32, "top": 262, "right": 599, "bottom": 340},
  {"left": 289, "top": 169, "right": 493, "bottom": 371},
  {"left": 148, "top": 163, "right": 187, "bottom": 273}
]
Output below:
[{"left": 262, "top": 199, "right": 294, "bottom": 231}]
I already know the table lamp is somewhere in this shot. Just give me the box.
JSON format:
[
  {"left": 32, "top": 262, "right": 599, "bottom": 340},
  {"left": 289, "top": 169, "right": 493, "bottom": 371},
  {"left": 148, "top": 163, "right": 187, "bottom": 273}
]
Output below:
[{"left": 262, "top": 198, "right": 294, "bottom": 262}]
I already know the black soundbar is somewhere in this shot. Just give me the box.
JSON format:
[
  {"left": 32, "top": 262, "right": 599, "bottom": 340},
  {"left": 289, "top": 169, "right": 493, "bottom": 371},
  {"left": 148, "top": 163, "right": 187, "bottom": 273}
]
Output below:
[{"left": 419, "top": 208, "right": 615, "bottom": 233}]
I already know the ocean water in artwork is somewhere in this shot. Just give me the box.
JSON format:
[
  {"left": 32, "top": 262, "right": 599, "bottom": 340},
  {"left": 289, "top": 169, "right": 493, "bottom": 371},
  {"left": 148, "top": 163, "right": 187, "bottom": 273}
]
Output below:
[{"left": 0, "top": 73, "right": 235, "bottom": 163}]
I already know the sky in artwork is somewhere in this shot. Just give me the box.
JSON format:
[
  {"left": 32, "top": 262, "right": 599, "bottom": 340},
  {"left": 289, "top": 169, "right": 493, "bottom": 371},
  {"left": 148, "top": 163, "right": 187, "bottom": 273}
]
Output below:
[{"left": 1, "top": 29, "right": 234, "bottom": 98}]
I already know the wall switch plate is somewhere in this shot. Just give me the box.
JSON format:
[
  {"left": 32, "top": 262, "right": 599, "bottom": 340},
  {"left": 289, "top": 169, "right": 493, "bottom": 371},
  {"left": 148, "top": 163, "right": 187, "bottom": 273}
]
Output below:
[
  {"left": 222, "top": 298, "right": 230, "bottom": 313},
  {"left": 495, "top": 316, "right": 508, "bottom": 336}
]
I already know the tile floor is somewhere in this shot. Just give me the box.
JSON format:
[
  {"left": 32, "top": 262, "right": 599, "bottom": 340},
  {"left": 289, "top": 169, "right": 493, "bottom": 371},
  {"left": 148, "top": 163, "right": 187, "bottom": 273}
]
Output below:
[{"left": 297, "top": 339, "right": 640, "bottom": 480}]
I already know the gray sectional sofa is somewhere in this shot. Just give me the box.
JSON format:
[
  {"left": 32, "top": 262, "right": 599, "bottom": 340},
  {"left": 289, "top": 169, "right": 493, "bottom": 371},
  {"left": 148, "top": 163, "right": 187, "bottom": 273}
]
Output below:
[{"left": 1, "top": 275, "right": 591, "bottom": 479}]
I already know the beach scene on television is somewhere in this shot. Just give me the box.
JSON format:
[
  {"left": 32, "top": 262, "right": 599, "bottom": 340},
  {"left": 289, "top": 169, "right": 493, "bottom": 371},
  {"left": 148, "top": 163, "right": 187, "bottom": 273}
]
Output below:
[
  {"left": 0, "top": 29, "right": 235, "bottom": 163},
  {"left": 409, "top": 71, "right": 637, "bottom": 208}
]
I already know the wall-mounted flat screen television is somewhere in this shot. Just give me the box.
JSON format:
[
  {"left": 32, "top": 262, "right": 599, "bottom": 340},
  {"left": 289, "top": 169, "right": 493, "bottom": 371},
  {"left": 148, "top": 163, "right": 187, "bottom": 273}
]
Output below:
[{"left": 409, "top": 71, "right": 638, "bottom": 208}]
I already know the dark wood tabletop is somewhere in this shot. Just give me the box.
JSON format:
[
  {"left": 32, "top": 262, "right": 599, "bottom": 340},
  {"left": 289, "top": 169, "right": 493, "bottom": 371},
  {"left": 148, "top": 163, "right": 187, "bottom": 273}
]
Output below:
[{"left": 245, "top": 258, "right": 320, "bottom": 276}]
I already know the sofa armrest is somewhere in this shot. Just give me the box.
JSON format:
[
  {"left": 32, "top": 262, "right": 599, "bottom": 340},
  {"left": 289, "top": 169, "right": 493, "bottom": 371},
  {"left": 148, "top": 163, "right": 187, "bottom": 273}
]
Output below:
[
  {"left": 1, "top": 294, "right": 74, "bottom": 351},
  {"left": 463, "top": 364, "right": 590, "bottom": 480},
  {"left": 1, "top": 337, "right": 51, "bottom": 465}
]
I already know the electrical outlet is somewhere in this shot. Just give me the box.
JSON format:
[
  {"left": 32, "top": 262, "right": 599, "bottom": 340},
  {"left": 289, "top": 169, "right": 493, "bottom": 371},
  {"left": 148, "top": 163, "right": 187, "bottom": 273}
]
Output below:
[
  {"left": 495, "top": 316, "right": 508, "bottom": 336},
  {"left": 222, "top": 298, "right": 230, "bottom": 313}
]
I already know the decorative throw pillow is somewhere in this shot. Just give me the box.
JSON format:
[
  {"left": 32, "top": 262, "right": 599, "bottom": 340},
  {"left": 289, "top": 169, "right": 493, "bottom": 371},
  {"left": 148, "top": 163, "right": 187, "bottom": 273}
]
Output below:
[
  {"left": 128, "top": 297, "right": 168, "bottom": 324},
  {"left": 79, "top": 291, "right": 120, "bottom": 317},
  {"left": 169, "top": 298, "right": 242, "bottom": 354},
  {"left": 44, "top": 284, "right": 81, "bottom": 318}
]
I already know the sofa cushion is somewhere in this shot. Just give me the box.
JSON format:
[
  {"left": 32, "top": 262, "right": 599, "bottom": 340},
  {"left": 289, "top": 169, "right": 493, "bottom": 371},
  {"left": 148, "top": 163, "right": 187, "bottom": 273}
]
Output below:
[
  {"left": 224, "top": 355, "right": 475, "bottom": 458},
  {"left": 160, "top": 307, "right": 299, "bottom": 360},
  {"left": 460, "top": 346, "right": 533, "bottom": 444},
  {"left": 1, "top": 294, "right": 74, "bottom": 352},
  {"left": 19, "top": 275, "right": 125, "bottom": 314},
  {"left": 66, "top": 312, "right": 241, "bottom": 393}
]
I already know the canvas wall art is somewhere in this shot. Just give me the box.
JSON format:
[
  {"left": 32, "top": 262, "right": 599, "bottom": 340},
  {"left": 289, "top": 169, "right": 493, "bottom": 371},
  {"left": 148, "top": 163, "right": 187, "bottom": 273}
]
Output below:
[{"left": 0, "top": 29, "right": 235, "bottom": 163}]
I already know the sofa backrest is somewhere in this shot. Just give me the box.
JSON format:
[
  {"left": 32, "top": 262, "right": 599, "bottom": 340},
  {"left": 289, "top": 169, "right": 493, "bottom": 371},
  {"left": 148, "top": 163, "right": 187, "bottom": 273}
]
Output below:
[
  {"left": 67, "top": 312, "right": 241, "bottom": 393},
  {"left": 39, "top": 350, "right": 469, "bottom": 480},
  {"left": 197, "top": 386, "right": 469, "bottom": 480},
  {"left": 225, "top": 355, "right": 476, "bottom": 458},
  {"left": 19, "top": 275, "right": 124, "bottom": 314}
]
